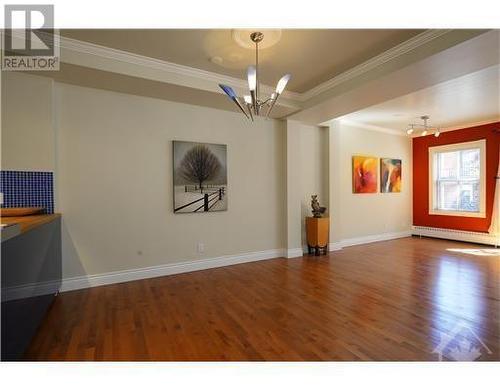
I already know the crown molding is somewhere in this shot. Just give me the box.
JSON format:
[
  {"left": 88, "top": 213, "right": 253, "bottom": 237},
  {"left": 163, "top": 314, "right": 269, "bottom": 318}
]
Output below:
[
  {"left": 337, "top": 119, "right": 407, "bottom": 137},
  {"left": 4, "top": 29, "right": 302, "bottom": 109},
  {"left": 439, "top": 118, "right": 500, "bottom": 133},
  {"left": 300, "top": 29, "right": 453, "bottom": 101},
  {"left": 408, "top": 118, "right": 500, "bottom": 137},
  {"left": 334, "top": 118, "right": 500, "bottom": 138},
  {"left": 58, "top": 34, "right": 303, "bottom": 101},
  {"left": 7, "top": 29, "right": 455, "bottom": 112}
]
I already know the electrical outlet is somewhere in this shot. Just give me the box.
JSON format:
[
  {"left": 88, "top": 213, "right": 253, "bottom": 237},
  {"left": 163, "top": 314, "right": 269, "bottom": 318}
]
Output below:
[{"left": 197, "top": 243, "right": 205, "bottom": 254}]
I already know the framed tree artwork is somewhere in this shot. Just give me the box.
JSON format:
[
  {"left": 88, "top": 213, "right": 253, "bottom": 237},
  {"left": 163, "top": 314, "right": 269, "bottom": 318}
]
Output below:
[{"left": 173, "top": 141, "right": 228, "bottom": 213}]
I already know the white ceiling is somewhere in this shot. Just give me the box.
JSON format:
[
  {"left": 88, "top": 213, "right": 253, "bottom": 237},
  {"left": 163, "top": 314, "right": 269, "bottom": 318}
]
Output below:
[
  {"left": 24, "top": 29, "right": 497, "bottom": 124},
  {"left": 339, "top": 64, "right": 500, "bottom": 133},
  {"left": 60, "top": 29, "right": 424, "bottom": 93}
]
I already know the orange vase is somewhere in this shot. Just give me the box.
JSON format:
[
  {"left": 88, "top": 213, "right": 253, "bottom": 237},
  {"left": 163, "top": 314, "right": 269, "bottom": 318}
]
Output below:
[{"left": 306, "top": 217, "right": 329, "bottom": 256}]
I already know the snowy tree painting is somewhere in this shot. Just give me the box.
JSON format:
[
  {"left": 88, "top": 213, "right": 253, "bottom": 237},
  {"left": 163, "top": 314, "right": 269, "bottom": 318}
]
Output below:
[{"left": 173, "top": 141, "right": 227, "bottom": 213}]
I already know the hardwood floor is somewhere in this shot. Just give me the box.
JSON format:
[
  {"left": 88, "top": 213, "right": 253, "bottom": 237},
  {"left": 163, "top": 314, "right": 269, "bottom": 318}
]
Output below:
[{"left": 25, "top": 237, "right": 499, "bottom": 361}]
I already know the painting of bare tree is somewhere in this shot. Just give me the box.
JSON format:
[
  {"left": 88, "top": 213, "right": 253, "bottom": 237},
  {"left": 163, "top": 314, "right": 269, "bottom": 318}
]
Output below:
[{"left": 173, "top": 141, "right": 227, "bottom": 213}]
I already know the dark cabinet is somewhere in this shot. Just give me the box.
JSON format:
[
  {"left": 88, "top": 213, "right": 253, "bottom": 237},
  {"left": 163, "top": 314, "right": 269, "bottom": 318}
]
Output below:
[{"left": 1, "top": 217, "right": 61, "bottom": 360}]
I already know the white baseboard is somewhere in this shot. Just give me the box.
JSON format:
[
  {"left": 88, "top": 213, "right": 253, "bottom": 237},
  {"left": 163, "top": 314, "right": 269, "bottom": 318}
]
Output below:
[
  {"left": 57, "top": 227, "right": 497, "bottom": 293},
  {"left": 341, "top": 230, "right": 413, "bottom": 247},
  {"left": 329, "top": 230, "right": 412, "bottom": 251},
  {"left": 412, "top": 226, "right": 499, "bottom": 246},
  {"left": 61, "top": 248, "right": 285, "bottom": 292},
  {"left": 328, "top": 242, "right": 344, "bottom": 251},
  {"left": 60, "top": 229, "right": 450, "bottom": 293},
  {"left": 286, "top": 248, "right": 304, "bottom": 258}
]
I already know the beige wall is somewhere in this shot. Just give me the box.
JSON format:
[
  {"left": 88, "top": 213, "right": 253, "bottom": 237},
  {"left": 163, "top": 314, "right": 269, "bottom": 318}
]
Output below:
[
  {"left": 56, "top": 83, "right": 286, "bottom": 278},
  {"left": 284, "top": 120, "right": 302, "bottom": 254},
  {"left": 285, "top": 121, "right": 328, "bottom": 253},
  {"left": 299, "top": 125, "right": 328, "bottom": 247},
  {"left": 1, "top": 72, "right": 55, "bottom": 171},
  {"left": 329, "top": 121, "right": 412, "bottom": 242},
  {"left": 1, "top": 72, "right": 413, "bottom": 282}
]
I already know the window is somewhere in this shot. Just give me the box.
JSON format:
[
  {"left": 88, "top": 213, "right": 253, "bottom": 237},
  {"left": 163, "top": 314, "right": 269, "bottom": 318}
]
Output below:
[{"left": 429, "top": 140, "right": 486, "bottom": 218}]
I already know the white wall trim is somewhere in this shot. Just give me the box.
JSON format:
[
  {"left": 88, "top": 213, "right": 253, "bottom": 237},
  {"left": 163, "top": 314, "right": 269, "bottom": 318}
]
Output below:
[
  {"left": 341, "top": 230, "right": 413, "bottom": 247},
  {"left": 8, "top": 29, "right": 448, "bottom": 108},
  {"left": 439, "top": 118, "right": 500, "bottom": 133},
  {"left": 326, "top": 118, "right": 500, "bottom": 138},
  {"left": 337, "top": 119, "right": 407, "bottom": 137},
  {"left": 286, "top": 248, "right": 304, "bottom": 258},
  {"left": 412, "top": 226, "right": 499, "bottom": 246},
  {"left": 329, "top": 242, "right": 344, "bottom": 251},
  {"left": 60, "top": 248, "right": 286, "bottom": 292},
  {"left": 14, "top": 30, "right": 300, "bottom": 109},
  {"left": 329, "top": 230, "right": 413, "bottom": 251},
  {"left": 301, "top": 29, "right": 452, "bottom": 101},
  {"left": 8, "top": 229, "right": 497, "bottom": 297},
  {"left": 61, "top": 35, "right": 302, "bottom": 102},
  {"left": 58, "top": 232, "right": 419, "bottom": 293}
]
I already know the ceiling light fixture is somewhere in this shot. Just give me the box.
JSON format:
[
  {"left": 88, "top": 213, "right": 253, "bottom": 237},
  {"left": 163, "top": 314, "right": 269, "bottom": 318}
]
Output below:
[
  {"left": 219, "top": 32, "right": 291, "bottom": 121},
  {"left": 406, "top": 115, "right": 440, "bottom": 137}
]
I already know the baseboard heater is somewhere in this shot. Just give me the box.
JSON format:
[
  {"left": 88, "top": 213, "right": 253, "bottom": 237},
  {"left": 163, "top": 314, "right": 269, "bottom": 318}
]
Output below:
[{"left": 412, "top": 226, "right": 499, "bottom": 246}]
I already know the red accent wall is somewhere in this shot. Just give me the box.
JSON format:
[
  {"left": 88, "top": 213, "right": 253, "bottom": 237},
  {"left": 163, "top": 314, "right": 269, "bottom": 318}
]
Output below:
[{"left": 413, "top": 122, "right": 500, "bottom": 232}]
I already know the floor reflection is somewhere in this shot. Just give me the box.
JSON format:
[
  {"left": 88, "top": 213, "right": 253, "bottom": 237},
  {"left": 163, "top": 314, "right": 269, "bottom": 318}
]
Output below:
[
  {"left": 430, "top": 256, "right": 492, "bottom": 359},
  {"left": 447, "top": 248, "right": 500, "bottom": 257},
  {"left": 434, "top": 258, "right": 484, "bottom": 321}
]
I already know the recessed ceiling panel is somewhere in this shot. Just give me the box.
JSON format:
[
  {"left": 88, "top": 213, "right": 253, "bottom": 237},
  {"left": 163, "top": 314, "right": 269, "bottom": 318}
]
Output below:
[{"left": 60, "top": 29, "right": 425, "bottom": 93}]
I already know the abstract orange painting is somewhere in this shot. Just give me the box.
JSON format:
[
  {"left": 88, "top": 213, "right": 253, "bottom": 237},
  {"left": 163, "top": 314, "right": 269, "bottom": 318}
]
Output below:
[
  {"left": 380, "top": 158, "right": 402, "bottom": 193},
  {"left": 352, "top": 156, "right": 378, "bottom": 193}
]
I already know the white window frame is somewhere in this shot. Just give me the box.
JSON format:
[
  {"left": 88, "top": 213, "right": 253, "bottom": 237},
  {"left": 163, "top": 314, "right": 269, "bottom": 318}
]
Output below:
[{"left": 428, "top": 139, "right": 486, "bottom": 218}]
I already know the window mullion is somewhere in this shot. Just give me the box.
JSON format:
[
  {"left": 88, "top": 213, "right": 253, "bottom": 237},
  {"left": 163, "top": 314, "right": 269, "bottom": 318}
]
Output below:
[{"left": 429, "top": 140, "right": 484, "bottom": 216}]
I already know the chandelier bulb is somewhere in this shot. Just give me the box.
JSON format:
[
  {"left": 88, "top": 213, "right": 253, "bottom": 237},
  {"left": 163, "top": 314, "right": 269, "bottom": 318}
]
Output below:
[
  {"left": 219, "top": 32, "right": 290, "bottom": 121},
  {"left": 276, "top": 74, "right": 291, "bottom": 94},
  {"left": 247, "top": 66, "right": 257, "bottom": 92}
]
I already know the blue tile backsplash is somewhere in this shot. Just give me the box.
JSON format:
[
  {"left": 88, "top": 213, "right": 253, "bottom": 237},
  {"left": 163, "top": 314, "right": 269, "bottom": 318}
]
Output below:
[{"left": 0, "top": 171, "right": 54, "bottom": 214}]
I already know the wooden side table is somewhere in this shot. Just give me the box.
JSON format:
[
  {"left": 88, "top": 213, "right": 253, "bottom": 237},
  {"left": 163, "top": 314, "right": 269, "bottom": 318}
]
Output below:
[{"left": 306, "top": 216, "right": 329, "bottom": 256}]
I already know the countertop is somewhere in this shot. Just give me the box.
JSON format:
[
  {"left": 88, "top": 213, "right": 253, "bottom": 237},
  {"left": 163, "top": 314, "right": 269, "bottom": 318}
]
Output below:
[{"left": 1, "top": 213, "right": 61, "bottom": 235}]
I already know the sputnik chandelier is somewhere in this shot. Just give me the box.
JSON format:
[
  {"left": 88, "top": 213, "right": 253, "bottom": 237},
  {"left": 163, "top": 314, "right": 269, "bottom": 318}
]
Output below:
[
  {"left": 406, "top": 115, "right": 440, "bottom": 137},
  {"left": 219, "top": 31, "right": 291, "bottom": 121}
]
